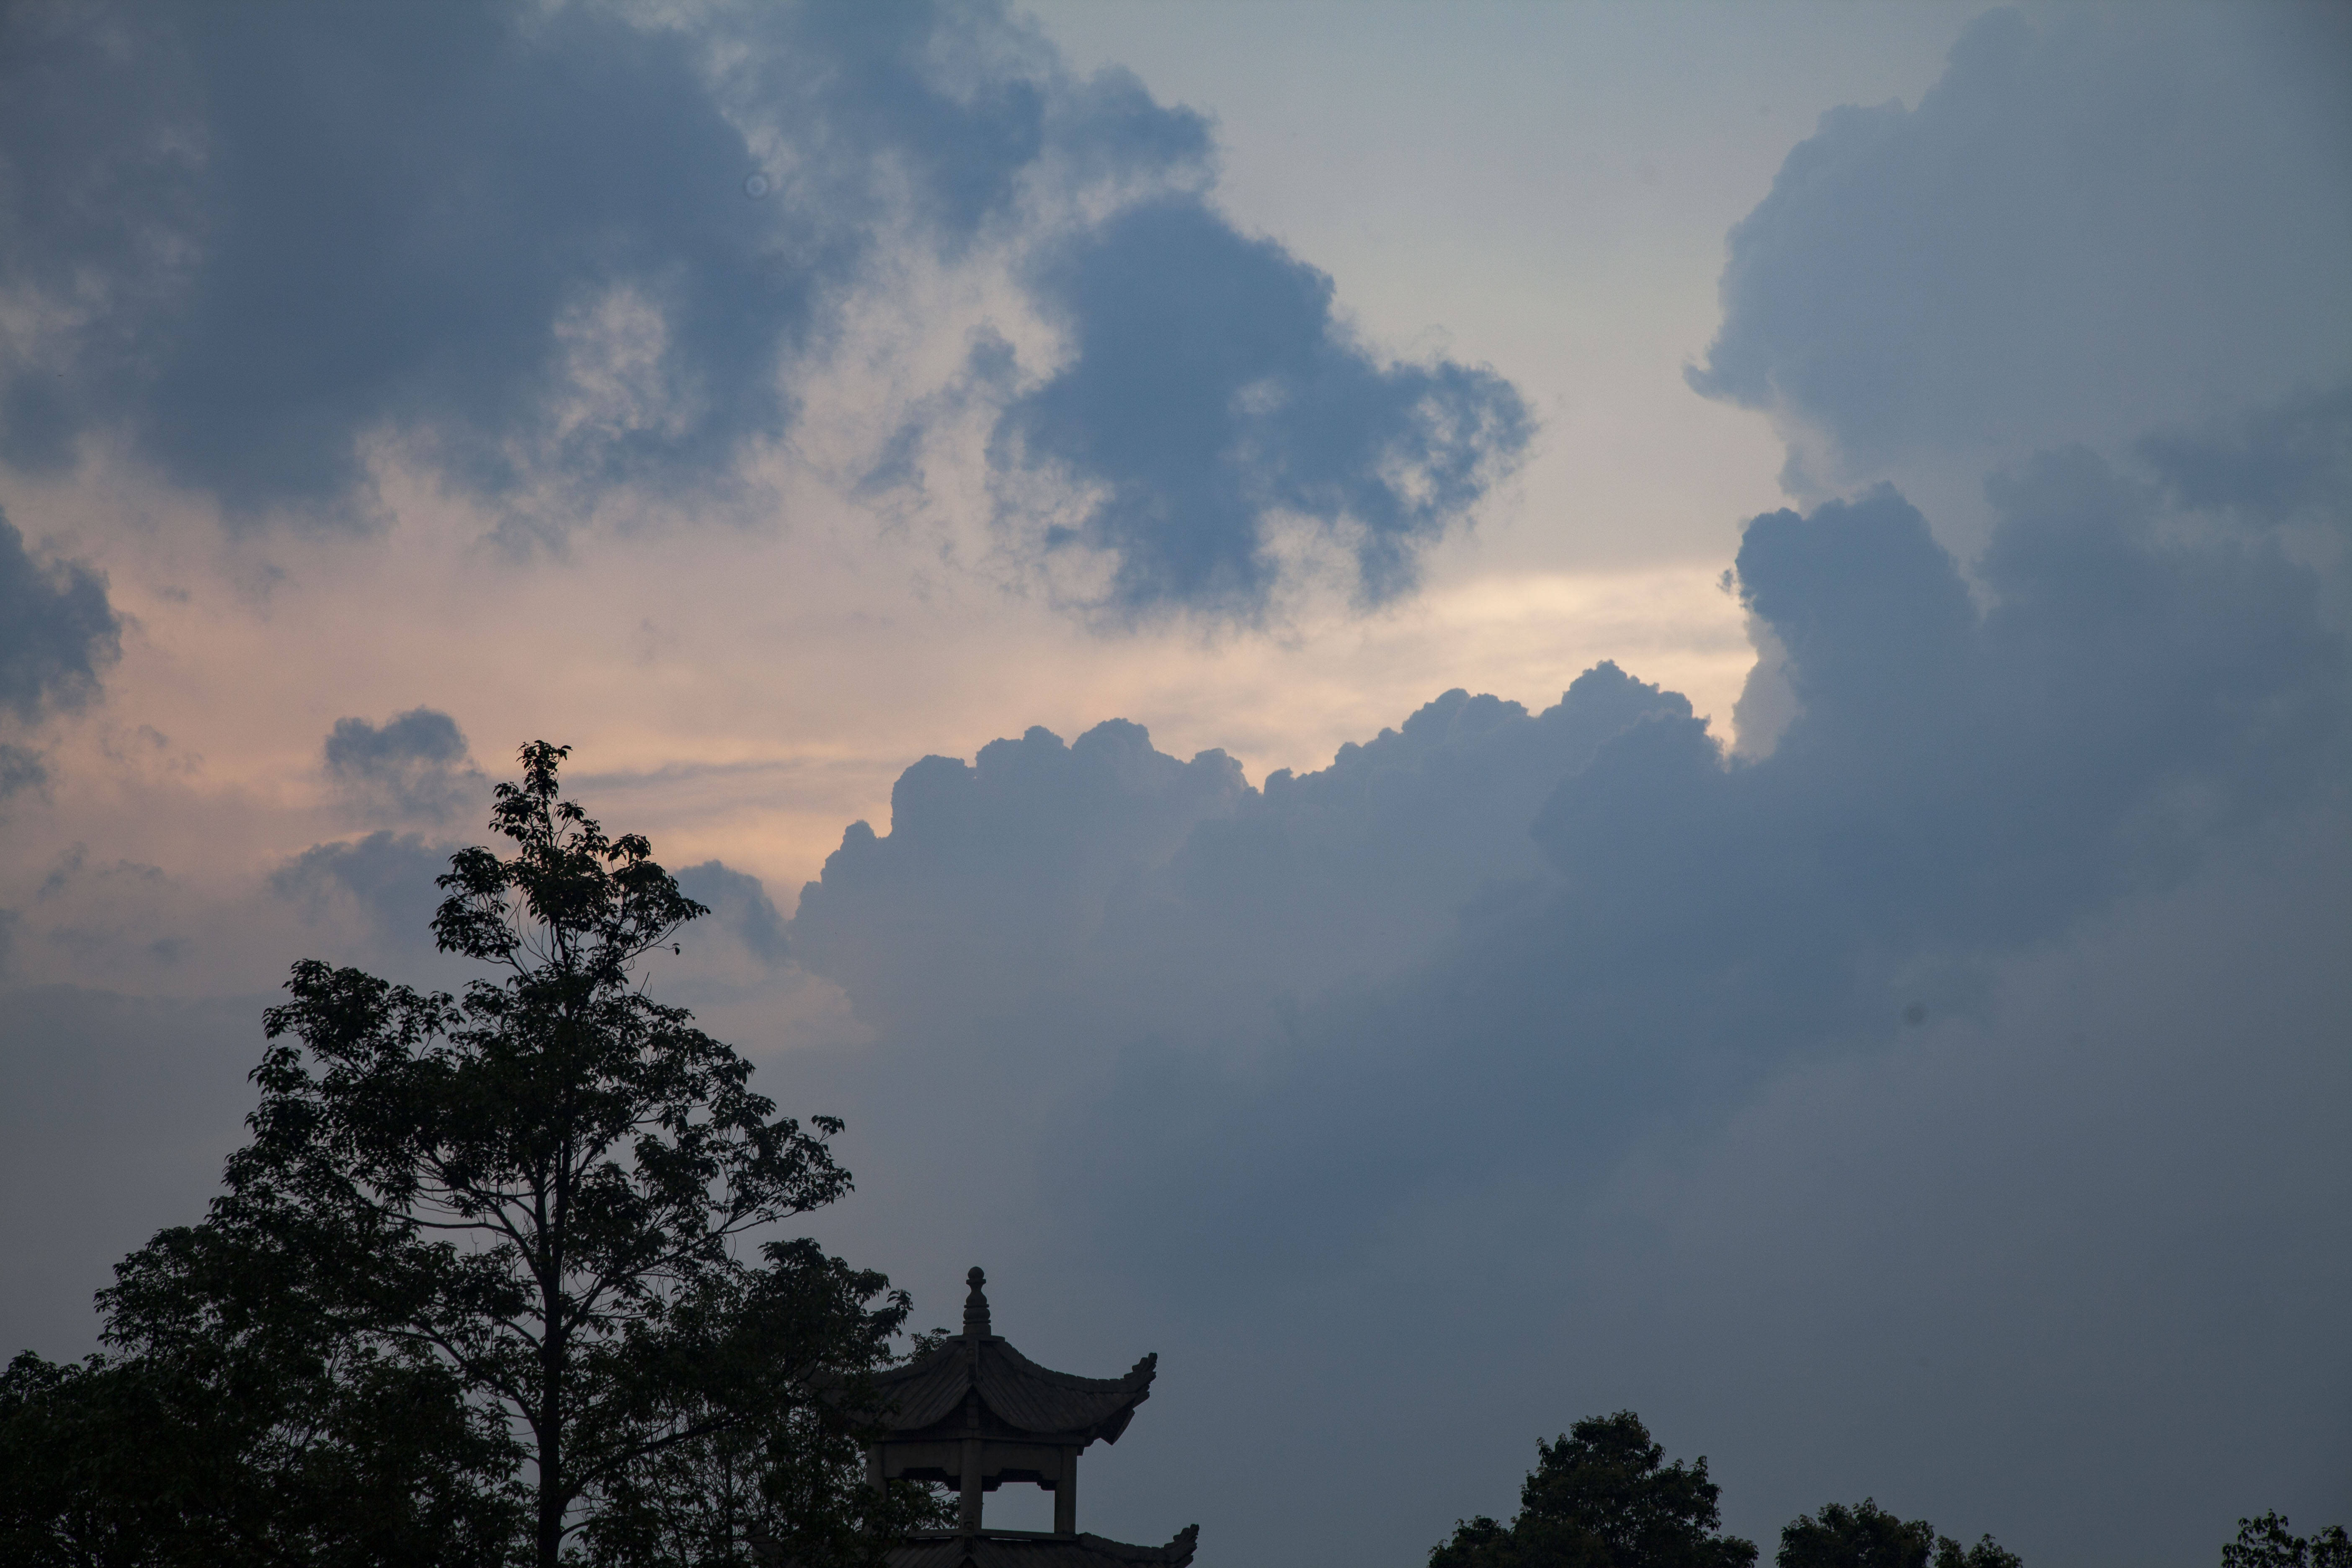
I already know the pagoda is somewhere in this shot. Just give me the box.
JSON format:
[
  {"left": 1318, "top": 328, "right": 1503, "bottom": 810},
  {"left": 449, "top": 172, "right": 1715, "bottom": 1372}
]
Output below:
[{"left": 863, "top": 1268, "right": 1198, "bottom": 1567}]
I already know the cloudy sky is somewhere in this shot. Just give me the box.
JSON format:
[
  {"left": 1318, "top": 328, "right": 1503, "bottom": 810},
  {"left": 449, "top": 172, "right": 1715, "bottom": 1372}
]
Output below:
[{"left": 3, "top": 1, "right": 2347, "bottom": 1562}]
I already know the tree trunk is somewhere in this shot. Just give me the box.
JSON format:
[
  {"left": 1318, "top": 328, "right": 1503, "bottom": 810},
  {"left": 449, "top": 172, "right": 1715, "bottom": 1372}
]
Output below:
[
  {"left": 540, "top": 1151, "right": 568, "bottom": 1568},
  {"left": 538, "top": 1381, "right": 563, "bottom": 1568}
]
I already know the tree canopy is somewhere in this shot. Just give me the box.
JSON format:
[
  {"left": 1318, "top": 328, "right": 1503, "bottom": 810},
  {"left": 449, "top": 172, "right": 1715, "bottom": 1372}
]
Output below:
[
  {"left": 0, "top": 743, "right": 937, "bottom": 1567},
  {"left": 1429, "top": 1410, "right": 1759, "bottom": 1568},
  {"left": 1777, "top": 1498, "right": 2020, "bottom": 1568},
  {"left": 2222, "top": 1513, "right": 2352, "bottom": 1568}
]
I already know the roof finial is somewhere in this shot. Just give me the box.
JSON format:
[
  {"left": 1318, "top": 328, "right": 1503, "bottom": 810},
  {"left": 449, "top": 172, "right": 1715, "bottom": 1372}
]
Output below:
[{"left": 963, "top": 1266, "right": 991, "bottom": 1338}]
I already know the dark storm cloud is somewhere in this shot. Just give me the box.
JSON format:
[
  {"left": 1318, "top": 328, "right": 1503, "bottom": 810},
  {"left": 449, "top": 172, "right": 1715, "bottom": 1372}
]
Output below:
[
  {"left": 675, "top": 859, "right": 790, "bottom": 967},
  {"left": 4, "top": 0, "right": 757, "bottom": 520},
  {"left": 0, "top": 508, "right": 119, "bottom": 725},
  {"left": 322, "top": 707, "right": 486, "bottom": 825},
  {"left": 1684, "top": 6, "right": 2352, "bottom": 481},
  {"left": 0, "top": 0, "right": 1523, "bottom": 613},
  {"left": 0, "top": 0, "right": 1198, "bottom": 523},
  {"left": 994, "top": 197, "right": 1532, "bottom": 614}
]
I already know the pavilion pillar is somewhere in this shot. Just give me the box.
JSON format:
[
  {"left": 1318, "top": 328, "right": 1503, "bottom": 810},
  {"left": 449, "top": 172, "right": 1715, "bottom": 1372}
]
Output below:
[
  {"left": 959, "top": 1434, "right": 983, "bottom": 1532},
  {"left": 1054, "top": 1447, "right": 1078, "bottom": 1535}
]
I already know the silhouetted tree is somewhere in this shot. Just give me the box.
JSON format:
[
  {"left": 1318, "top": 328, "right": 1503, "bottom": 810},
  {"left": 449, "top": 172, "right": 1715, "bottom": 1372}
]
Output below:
[
  {"left": 1777, "top": 1498, "right": 2020, "bottom": 1568},
  {"left": 2223, "top": 1512, "right": 2352, "bottom": 1568},
  {"left": 1, "top": 1189, "right": 520, "bottom": 1565},
  {"left": 2, "top": 744, "right": 931, "bottom": 1567},
  {"left": 1429, "top": 1410, "right": 1759, "bottom": 1568}
]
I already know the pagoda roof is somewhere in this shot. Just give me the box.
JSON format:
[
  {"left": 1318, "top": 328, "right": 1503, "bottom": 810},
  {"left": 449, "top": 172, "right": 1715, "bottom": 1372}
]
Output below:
[
  {"left": 887, "top": 1526, "right": 1198, "bottom": 1568},
  {"left": 845, "top": 1268, "right": 1158, "bottom": 1445},
  {"left": 865, "top": 1334, "right": 1157, "bottom": 1444}
]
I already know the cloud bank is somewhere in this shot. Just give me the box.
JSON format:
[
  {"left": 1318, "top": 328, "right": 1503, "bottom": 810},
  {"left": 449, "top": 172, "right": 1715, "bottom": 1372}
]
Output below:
[
  {"left": 793, "top": 404, "right": 2346, "bottom": 1218},
  {"left": 1687, "top": 5, "right": 2352, "bottom": 491},
  {"left": 775, "top": 398, "right": 2348, "bottom": 1559}
]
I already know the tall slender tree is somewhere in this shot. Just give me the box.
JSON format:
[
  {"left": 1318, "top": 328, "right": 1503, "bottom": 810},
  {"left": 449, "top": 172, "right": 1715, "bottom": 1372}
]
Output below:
[
  {"left": 0, "top": 742, "right": 924, "bottom": 1568},
  {"left": 227, "top": 740, "right": 896, "bottom": 1565}
]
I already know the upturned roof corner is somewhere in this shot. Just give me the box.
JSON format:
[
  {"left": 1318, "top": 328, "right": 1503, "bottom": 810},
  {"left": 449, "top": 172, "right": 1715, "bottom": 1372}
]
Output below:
[{"left": 836, "top": 1267, "right": 1195, "bottom": 1565}]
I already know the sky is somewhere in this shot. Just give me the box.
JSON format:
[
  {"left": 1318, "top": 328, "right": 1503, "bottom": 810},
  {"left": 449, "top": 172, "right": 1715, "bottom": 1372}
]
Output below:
[{"left": 1, "top": 1, "right": 2347, "bottom": 1563}]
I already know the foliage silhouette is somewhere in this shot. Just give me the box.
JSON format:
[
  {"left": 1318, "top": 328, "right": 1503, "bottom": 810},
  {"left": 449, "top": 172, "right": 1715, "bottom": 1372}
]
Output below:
[
  {"left": 2222, "top": 1512, "right": 2352, "bottom": 1568},
  {"left": 1429, "top": 1410, "right": 1759, "bottom": 1568},
  {"left": 2, "top": 1314, "right": 518, "bottom": 1566},
  {"left": 0, "top": 743, "right": 939, "bottom": 1566},
  {"left": 1777, "top": 1498, "right": 2020, "bottom": 1568}
]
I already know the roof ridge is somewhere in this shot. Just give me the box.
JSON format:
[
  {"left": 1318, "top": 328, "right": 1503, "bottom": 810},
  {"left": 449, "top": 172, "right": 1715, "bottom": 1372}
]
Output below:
[{"left": 985, "top": 1339, "right": 1158, "bottom": 1391}]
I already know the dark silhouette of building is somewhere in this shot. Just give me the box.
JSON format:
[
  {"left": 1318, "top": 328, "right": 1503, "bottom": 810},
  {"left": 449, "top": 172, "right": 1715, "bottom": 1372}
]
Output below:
[{"left": 866, "top": 1269, "right": 1198, "bottom": 1567}]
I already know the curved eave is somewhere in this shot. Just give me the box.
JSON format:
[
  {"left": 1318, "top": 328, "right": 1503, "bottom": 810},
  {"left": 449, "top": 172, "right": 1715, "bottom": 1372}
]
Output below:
[
  {"left": 886, "top": 1524, "right": 1198, "bottom": 1568},
  {"left": 860, "top": 1338, "right": 1157, "bottom": 1442}
]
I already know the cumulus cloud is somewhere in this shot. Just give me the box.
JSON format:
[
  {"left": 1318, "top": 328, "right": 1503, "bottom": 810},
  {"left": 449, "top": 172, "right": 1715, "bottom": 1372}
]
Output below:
[
  {"left": 269, "top": 828, "right": 452, "bottom": 944},
  {"left": 322, "top": 707, "right": 485, "bottom": 825},
  {"left": 792, "top": 719, "right": 1245, "bottom": 1032},
  {"left": 0, "top": 0, "right": 1525, "bottom": 615},
  {"left": 771, "top": 406, "right": 2348, "bottom": 1560},
  {"left": 1087, "top": 448, "right": 2335, "bottom": 1255},
  {"left": 0, "top": 507, "right": 119, "bottom": 725},
  {"left": 791, "top": 667, "right": 1688, "bottom": 1051},
  {"left": 675, "top": 859, "right": 791, "bottom": 967},
  {"left": 2139, "top": 381, "right": 2352, "bottom": 532},
  {"left": 801, "top": 434, "right": 2341, "bottom": 1055},
  {"left": 1685, "top": 5, "right": 2352, "bottom": 489},
  {"left": 992, "top": 196, "right": 1533, "bottom": 615}
]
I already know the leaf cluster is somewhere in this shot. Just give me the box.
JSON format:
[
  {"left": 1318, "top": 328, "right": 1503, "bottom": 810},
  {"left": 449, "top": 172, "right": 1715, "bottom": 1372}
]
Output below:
[
  {"left": 1777, "top": 1498, "right": 2019, "bottom": 1568},
  {"left": 1430, "top": 1411, "right": 1759, "bottom": 1568},
  {"left": 2223, "top": 1513, "right": 2352, "bottom": 1568}
]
